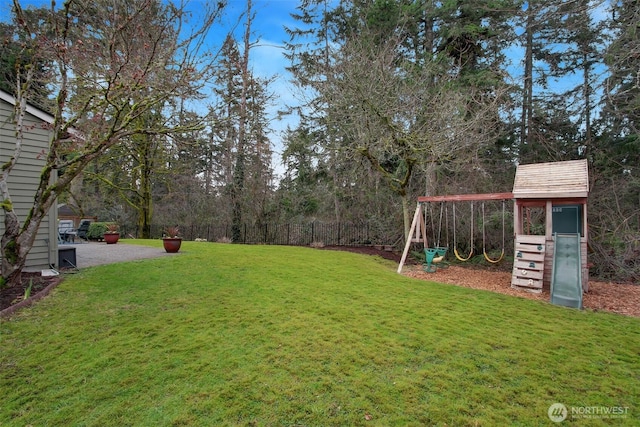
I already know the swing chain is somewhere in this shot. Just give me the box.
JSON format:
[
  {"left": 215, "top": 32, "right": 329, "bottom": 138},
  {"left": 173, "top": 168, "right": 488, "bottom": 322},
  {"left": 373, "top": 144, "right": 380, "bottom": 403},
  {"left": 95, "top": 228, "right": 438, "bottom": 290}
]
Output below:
[
  {"left": 453, "top": 201, "right": 474, "bottom": 262},
  {"left": 482, "top": 200, "right": 506, "bottom": 264}
]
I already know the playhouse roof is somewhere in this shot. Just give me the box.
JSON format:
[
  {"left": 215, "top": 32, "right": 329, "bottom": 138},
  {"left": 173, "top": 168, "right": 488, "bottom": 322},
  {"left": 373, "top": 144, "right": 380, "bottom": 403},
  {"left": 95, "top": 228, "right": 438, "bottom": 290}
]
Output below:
[{"left": 513, "top": 159, "right": 589, "bottom": 199}]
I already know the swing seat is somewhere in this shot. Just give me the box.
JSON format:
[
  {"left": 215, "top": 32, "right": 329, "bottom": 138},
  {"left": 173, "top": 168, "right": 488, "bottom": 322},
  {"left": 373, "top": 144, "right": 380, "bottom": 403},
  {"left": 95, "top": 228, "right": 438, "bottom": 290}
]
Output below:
[
  {"left": 454, "top": 247, "right": 474, "bottom": 262},
  {"left": 434, "top": 246, "right": 449, "bottom": 269},
  {"left": 483, "top": 248, "right": 505, "bottom": 264},
  {"left": 423, "top": 248, "right": 441, "bottom": 273}
]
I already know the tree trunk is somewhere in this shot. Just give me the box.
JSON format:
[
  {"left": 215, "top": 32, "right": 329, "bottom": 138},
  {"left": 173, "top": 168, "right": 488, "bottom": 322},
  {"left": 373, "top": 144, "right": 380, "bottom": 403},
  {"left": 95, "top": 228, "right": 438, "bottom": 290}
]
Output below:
[
  {"left": 231, "top": 152, "right": 245, "bottom": 242},
  {"left": 582, "top": 50, "right": 592, "bottom": 156},
  {"left": 424, "top": 162, "right": 437, "bottom": 197},
  {"left": 402, "top": 192, "right": 411, "bottom": 243},
  {"left": 231, "top": 0, "right": 253, "bottom": 242},
  {"left": 1, "top": 203, "right": 49, "bottom": 288},
  {"left": 1, "top": 210, "right": 25, "bottom": 287},
  {"left": 522, "top": 6, "right": 534, "bottom": 150},
  {"left": 138, "top": 145, "right": 154, "bottom": 239}
]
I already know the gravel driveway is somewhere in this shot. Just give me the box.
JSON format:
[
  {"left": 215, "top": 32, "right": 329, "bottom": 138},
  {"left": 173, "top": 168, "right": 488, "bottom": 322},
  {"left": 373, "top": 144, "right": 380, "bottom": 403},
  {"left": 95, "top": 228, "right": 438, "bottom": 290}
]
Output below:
[{"left": 60, "top": 241, "right": 178, "bottom": 268}]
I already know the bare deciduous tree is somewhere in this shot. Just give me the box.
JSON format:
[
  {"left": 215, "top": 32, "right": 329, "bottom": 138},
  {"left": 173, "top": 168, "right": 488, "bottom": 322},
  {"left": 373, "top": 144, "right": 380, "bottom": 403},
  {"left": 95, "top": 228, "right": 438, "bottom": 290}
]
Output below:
[
  {"left": 2, "top": 0, "right": 224, "bottom": 286},
  {"left": 323, "top": 34, "right": 506, "bottom": 238}
]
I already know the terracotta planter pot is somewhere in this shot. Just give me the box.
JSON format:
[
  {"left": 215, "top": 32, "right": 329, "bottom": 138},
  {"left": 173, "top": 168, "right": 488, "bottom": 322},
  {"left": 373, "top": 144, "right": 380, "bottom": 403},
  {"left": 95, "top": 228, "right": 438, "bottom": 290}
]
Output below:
[
  {"left": 104, "top": 232, "right": 120, "bottom": 244},
  {"left": 163, "top": 237, "right": 182, "bottom": 253}
]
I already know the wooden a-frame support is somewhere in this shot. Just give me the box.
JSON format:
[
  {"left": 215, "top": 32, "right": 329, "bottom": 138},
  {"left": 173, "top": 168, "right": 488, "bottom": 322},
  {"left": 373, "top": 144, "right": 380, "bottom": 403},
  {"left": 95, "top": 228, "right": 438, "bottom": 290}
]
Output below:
[{"left": 397, "top": 203, "right": 428, "bottom": 273}]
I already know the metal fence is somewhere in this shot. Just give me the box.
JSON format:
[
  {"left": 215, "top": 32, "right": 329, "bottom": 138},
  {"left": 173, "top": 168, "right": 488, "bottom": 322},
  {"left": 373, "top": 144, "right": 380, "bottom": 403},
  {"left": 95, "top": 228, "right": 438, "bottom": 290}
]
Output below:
[{"left": 123, "top": 222, "right": 375, "bottom": 246}]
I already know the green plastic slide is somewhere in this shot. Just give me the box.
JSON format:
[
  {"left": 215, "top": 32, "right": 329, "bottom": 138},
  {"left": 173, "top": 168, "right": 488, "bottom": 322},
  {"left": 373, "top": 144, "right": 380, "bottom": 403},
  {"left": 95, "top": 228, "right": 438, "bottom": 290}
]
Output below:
[{"left": 550, "top": 233, "right": 583, "bottom": 309}]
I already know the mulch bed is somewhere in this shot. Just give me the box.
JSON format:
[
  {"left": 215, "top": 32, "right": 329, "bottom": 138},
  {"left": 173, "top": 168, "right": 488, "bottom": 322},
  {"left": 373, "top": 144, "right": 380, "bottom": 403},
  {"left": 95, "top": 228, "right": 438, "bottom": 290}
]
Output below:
[
  {"left": 403, "top": 265, "right": 640, "bottom": 318},
  {"left": 0, "top": 272, "right": 63, "bottom": 317},
  {"left": 2, "top": 246, "right": 638, "bottom": 318}
]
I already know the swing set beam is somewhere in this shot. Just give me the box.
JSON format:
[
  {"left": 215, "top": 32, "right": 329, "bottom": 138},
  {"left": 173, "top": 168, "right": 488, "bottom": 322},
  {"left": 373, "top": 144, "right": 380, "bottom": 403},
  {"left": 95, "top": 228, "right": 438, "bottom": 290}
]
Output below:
[{"left": 418, "top": 192, "right": 513, "bottom": 203}]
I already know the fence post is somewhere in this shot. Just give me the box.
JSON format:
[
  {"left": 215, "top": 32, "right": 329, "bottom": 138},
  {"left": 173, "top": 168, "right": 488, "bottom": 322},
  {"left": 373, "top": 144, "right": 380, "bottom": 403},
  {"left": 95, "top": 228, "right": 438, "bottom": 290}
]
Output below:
[
  {"left": 367, "top": 222, "right": 370, "bottom": 244},
  {"left": 150, "top": 221, "right": 372, "bottom": 246}
]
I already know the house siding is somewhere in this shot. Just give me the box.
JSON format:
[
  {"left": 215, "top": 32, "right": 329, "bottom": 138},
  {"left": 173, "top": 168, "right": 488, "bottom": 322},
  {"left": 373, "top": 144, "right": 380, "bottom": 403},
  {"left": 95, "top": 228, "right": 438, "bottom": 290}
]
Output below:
[{"left": 0, "top": 95, "right": 57, "bottom": 271}]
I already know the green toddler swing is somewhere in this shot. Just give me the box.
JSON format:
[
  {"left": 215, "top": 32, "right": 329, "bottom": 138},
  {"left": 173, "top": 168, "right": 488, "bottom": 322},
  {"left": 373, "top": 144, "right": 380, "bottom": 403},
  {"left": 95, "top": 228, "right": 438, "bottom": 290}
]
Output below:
[{"left": 423, "top": 203, "right": 450, "bottom": 273}]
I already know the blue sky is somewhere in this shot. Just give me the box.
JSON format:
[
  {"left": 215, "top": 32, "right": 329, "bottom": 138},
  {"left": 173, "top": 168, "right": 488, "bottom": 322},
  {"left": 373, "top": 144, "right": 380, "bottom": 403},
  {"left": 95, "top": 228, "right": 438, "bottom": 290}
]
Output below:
[
  {"left": 1, "top": 0, "right": 302, "bottom": 175},
  {"left": 215, "top": 0, "right": 303, "bottom": 175}
]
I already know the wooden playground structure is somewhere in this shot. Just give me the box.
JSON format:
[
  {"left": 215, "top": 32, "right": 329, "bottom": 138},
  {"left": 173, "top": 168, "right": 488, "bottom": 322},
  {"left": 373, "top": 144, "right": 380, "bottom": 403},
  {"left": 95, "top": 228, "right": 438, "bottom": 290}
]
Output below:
[{"left": 398, "top": 160, "right": 589, "bottom": 308}]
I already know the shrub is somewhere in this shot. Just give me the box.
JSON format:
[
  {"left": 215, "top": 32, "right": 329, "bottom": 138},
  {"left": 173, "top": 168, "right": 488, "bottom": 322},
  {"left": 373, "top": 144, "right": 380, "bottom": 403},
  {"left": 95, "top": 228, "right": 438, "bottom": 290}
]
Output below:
[{"left": 86, "top": 222, "right": 110, "bottom": 241}]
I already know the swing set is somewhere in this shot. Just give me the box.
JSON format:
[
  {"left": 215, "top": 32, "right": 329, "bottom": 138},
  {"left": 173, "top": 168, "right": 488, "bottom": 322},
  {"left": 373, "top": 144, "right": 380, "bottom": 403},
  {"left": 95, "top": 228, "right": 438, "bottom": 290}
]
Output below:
[
  {"left": 398, "top": 160, "right": 590, "bottom": 307},
  {"left": 399, "top": 192, "right": 512, "bottom": 274}
]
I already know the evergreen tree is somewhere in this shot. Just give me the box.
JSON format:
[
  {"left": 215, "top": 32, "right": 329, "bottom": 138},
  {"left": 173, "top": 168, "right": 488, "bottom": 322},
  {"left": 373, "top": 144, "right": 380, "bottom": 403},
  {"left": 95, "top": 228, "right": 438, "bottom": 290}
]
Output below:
[
  {"left": 207, "top": 2, "right": 274, "bottom": 234},
  {"left": 604, "top": 0, "right": 640, "bottom": 137},
  {"left": 0, "top": 9, "right": 53, "bottom": 108},
  {"left": 517, "top": 0, "right": 606, "bottom": 163}
]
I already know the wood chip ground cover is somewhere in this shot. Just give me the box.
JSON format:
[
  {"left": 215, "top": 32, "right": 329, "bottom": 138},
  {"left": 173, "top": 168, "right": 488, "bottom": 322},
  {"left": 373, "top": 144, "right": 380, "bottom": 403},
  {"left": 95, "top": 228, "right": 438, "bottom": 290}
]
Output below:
[{"left": 403, "top": 265, "right": 640, "bottom": 318}]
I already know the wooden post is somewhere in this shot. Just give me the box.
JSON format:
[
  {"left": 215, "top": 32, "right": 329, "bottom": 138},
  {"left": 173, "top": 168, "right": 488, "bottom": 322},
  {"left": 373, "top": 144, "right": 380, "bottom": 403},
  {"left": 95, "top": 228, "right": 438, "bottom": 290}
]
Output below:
[
  {"left": 398, "top": 204, "right": 422, "bottom": 273},
  {"left": 513, "top": 201, "right": 521, "bottom": 235},
  {"left": 419, "top": 207, "right": 428, "bottom": 246},
  {"left": 545, "top": 200, "right": 553, "bottom": 238},
  {"left": 413, "top": 209, "right": 422, "bottom": 242},
  {"left": 582, "top": 203, "right": 588, "bottom": 238}
]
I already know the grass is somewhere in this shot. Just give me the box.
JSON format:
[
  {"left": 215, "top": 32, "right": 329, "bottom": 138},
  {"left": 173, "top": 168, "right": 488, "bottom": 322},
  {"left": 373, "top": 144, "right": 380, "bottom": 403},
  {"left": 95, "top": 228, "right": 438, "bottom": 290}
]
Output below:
[{"left": 1, "top": 240, "right": 639, "bottom": 426}]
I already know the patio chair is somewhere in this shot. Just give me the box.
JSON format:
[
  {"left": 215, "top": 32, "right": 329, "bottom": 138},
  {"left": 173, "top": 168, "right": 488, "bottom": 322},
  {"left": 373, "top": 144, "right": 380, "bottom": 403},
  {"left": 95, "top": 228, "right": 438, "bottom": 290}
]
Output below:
[
  {"left": 58, "top": 220, "right": 77, "bottom": 243},
  {"left": 77, "top": 220, "right": 92, "bottom": 242}
]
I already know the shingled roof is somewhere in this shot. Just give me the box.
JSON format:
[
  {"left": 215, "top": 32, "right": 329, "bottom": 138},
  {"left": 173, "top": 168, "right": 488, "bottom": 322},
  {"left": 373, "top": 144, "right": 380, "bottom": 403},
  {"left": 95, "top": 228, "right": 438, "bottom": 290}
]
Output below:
[{"left": 512, "top": 159, "right": 589, "bottom": 199}]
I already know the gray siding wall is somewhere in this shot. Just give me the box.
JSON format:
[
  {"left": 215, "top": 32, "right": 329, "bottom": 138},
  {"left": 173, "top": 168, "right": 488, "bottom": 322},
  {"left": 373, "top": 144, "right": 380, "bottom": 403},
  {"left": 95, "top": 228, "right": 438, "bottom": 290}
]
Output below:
[{"left": 0, "top": 99, "right": 57, "bottom": 271}]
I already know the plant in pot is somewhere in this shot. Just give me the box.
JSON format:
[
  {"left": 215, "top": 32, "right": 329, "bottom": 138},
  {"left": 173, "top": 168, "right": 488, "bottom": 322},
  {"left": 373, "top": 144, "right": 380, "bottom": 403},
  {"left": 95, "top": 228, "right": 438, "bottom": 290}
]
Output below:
[
  {"left": 163, "top": 226, "right": 182, "bottom": 253},
  {"left": 103, "top": 223, "right": 120, "bottom": 244}
]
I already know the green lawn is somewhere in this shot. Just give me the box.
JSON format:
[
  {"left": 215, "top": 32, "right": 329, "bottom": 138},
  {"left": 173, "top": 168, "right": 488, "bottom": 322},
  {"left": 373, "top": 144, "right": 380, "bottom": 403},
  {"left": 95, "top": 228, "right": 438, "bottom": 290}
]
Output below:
[{"left": 1, "top": 241, "right": 638, "bottom": 426}]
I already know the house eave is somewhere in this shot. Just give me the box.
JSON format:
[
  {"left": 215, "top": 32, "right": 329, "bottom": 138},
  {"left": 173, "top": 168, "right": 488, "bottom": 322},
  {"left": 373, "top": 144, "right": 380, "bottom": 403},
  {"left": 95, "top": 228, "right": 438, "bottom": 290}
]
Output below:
[{"left": 0, "top": 89, "right": 55, "bottom": 125}]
